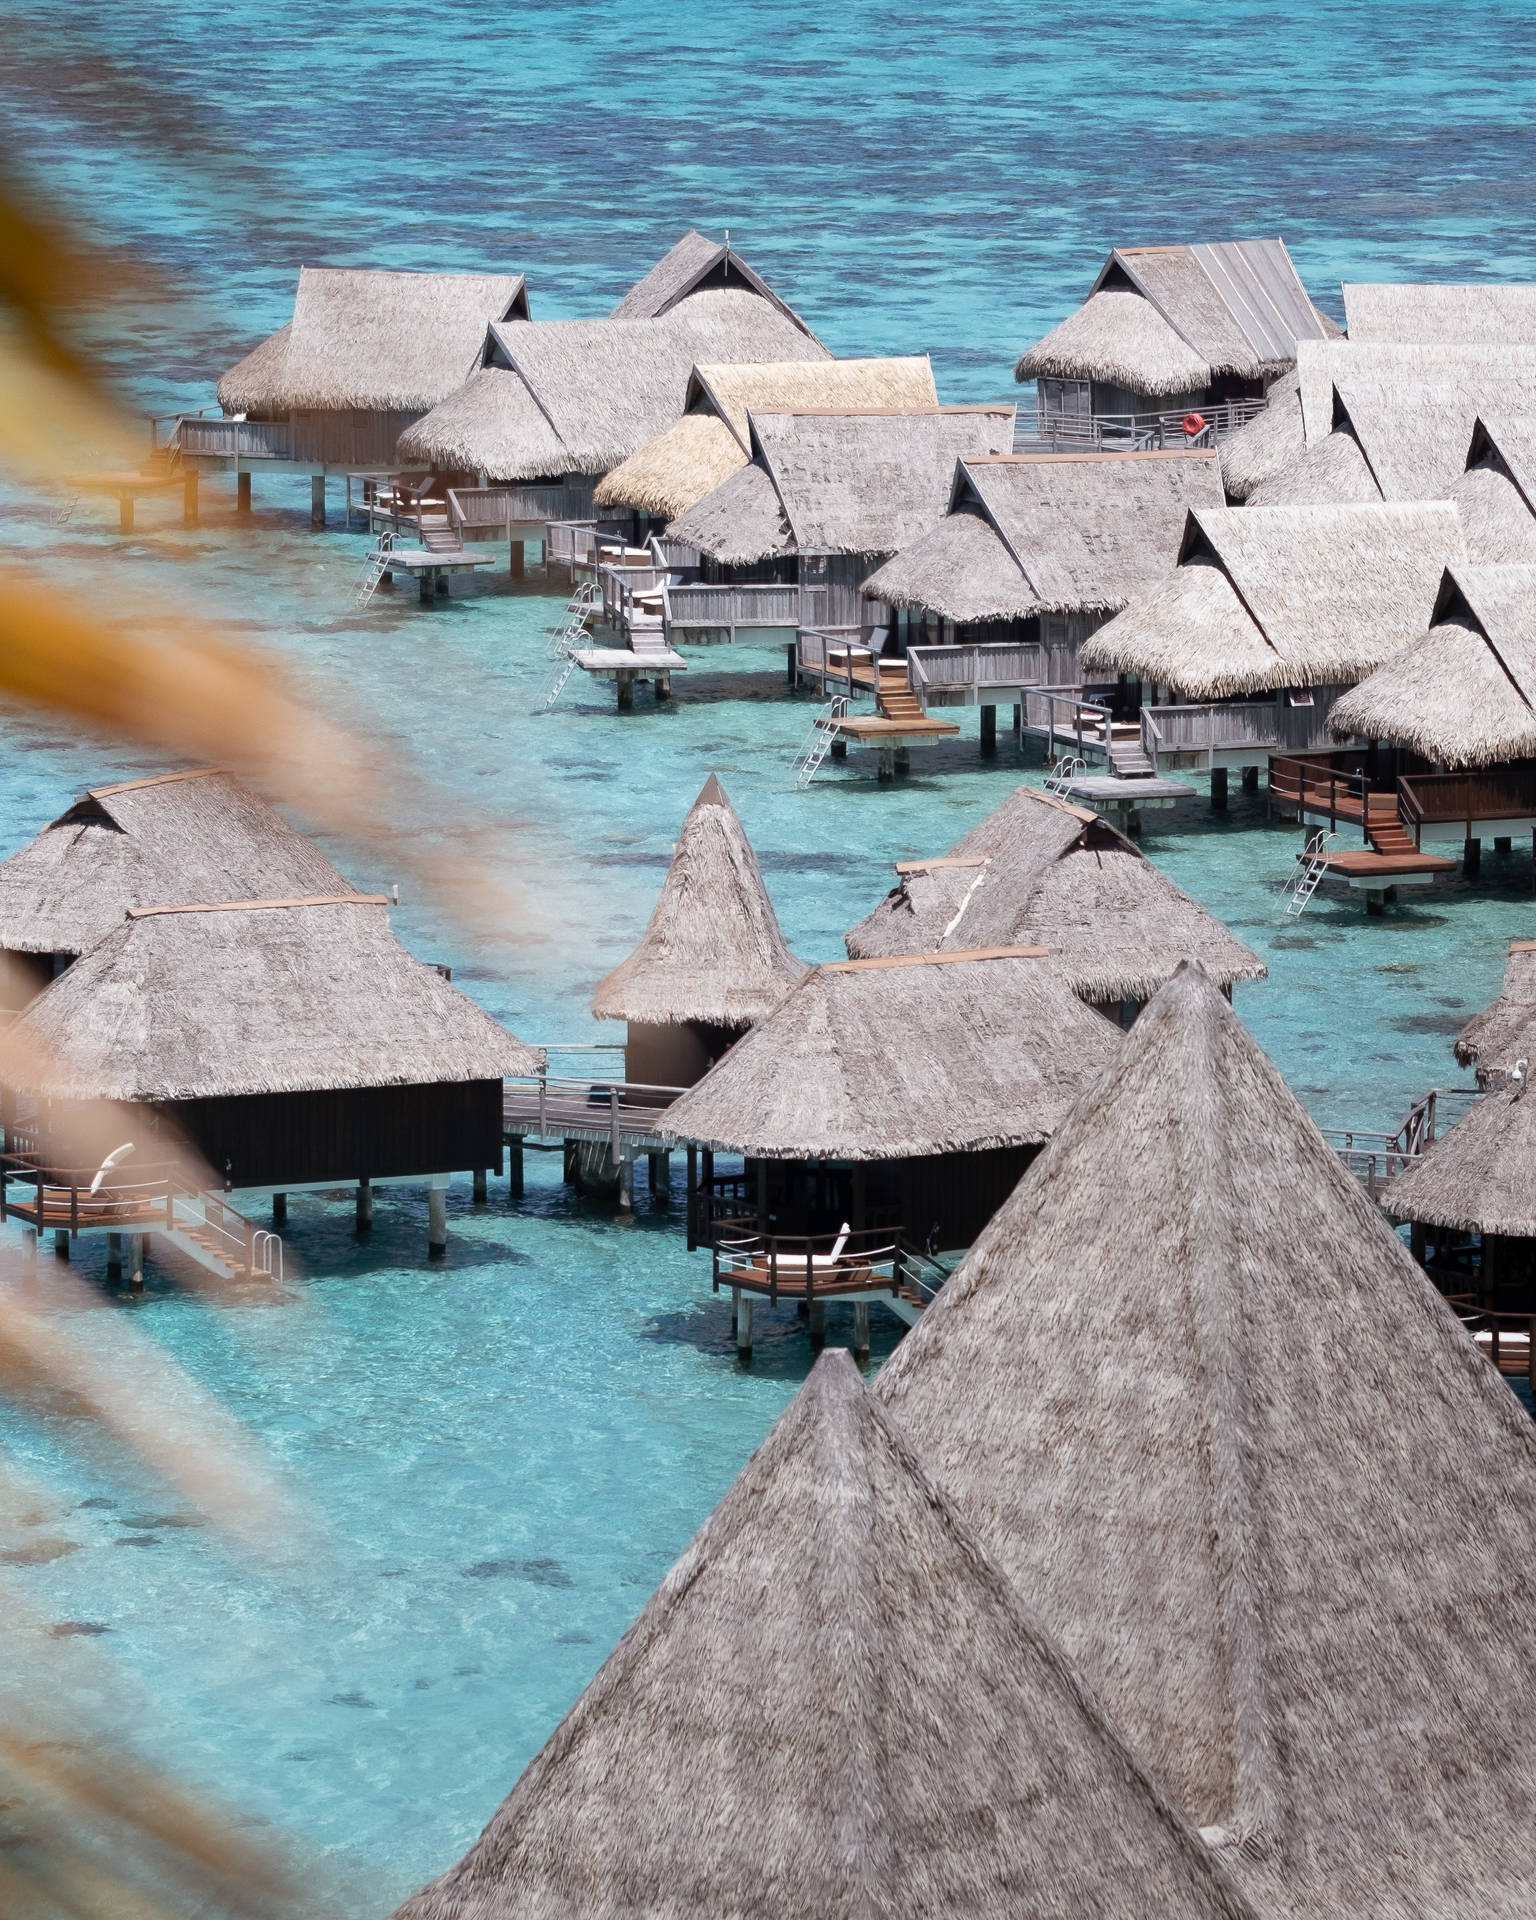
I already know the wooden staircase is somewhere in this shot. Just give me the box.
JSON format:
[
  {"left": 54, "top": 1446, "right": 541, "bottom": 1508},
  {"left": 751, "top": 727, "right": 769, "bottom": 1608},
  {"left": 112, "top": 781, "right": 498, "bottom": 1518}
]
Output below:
[
  {"left": 876, "top": 661, "right": 924, "bottom": 722},
  {"left": 1366, "top": 794, "right": 1417, "bottom": 856},
  {"left": 418, "top": 508, "right": 464, "bottom": 555}
]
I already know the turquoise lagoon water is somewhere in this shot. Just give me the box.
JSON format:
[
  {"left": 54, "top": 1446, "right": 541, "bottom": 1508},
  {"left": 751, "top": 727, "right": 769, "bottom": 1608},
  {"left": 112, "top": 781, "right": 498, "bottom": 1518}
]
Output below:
[{"left": 6, "top": 0, "right": 1536, "bottom": 1907}]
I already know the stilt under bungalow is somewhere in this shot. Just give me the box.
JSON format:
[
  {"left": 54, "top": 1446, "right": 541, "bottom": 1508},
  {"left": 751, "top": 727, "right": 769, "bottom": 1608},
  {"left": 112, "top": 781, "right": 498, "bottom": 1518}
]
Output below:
[
  {"left": 386, "top": 1350, "right": 1259, "bottom": 1920},
  {"left": 873, "top": 958, "right": 1536, "bottom": 1920}
]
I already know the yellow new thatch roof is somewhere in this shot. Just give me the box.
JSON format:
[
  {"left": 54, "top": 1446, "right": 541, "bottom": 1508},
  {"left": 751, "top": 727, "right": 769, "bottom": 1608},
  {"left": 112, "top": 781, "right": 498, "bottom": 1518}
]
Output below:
[{"left": 594, "top": 357, "right": 937, "bottom": 517}]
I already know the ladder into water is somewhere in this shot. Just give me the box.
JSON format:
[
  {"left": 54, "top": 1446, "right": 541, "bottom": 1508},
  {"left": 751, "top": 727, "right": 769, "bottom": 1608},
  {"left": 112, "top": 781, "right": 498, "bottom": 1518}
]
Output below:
[{"left": 791, "top": 695, "right": 849, "bottom": 788}]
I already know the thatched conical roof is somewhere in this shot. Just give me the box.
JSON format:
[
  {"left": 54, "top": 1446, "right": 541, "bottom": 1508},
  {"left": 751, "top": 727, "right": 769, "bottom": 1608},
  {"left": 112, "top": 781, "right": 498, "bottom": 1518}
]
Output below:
[
  {"left": 1386, "top": 1082, "right": 1533, "bottom": 1234},
  {"left": 7, "top": 897, "right": 540, "bottom": 1101},
  {"left": 1455, "top": 939, "right": 1536, "bottom": 1077},
  {"left": 590, "top": 776, "right": 807, "bottom": 1030},
  {"left": 217, "top": 267, "right": 529, "bottom": 414},
  {"left": 656, "top": 948, "right": 1120, "bottom": 1160},
  {"left": 397, "top": 293, "right": 826, "bottom": 481},
  {"left": 863, "top": 448, "right": 1223, "bottom": 622},
  {"left": 666, "top": 406, "right": 1015, "bottom": 564},
  {"left": 1342, "top": 282, "right": 1536, "bottom": 344},
  {"left": 389, "top": 1350, "right": 1259, "bottom": 1920},
  {"left": 874, "top": 959, "right": 1536, "bottom": 1918},
  {"left": 845, "top": 786, "right": 1265, "bottom": 1004},
  {"left": 1329, "top": 563, "right": 1536, "bottom": 765},
  {"left": 594, "top": 356, "right": 937, "bottom": 518},
  {"left": 1294, "top": 339, "right": 1536, "bottom": 445},
  {"left": 1016, "top": 241, "right": 1331, "bottom": 396},
  {"left": 1081, "top": 501, "right": 1467, "bottom": 698},
  {"left": 0, "top": 769, "right": 351, "bottom": 959}
]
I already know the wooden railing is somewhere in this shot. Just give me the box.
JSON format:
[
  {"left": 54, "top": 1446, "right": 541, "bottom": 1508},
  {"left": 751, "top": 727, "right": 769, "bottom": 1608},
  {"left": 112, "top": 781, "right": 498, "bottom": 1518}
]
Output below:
[
  {"left": 449, "top": 482, "right": 590, "bottom": 530},
  {"left": 598, "top": 562, "right": 672, "bottom": 625},
  {"left": 653, "top": 534, "right": 702, "bottom": 568},
  {"left": 1019, "top": 687, "right": 1116, "bottom": 760},
  {"left": 797, "top": 629, "right": 880, "bottom": 699},
  {"left": 1398, "top": 768, "right": 1536, "bottom": 832},
  {"left": 1014, "top": 395, "right": 1267, "bottom": 454},
  {"left": 175, "top": 417, "right": 293, "bottom": 460},
  {"left": 712, "top": 1224, "right": 905, "bottom": 1304},
  {"left": 1140, "top": 701, "right": 1283, "bottom": 753},
  {"left": 664, "top": 582, "right": 801, "bottom": 629},
  {"left": 907, "top": 641, "right": 1048, "bottom": 707},
  {"left": 1269, "top": 752, "right": 1369, "bottom": 826},
  {"left": 502, "top": 1074, "right": 685, "bottom": 1157},
  {"left": 0, "top": 1154, "right": 176, "bottom": 1233}
]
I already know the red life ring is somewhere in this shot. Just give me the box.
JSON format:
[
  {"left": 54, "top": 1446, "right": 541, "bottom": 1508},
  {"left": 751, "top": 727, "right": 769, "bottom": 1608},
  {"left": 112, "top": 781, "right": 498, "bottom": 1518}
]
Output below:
[{"left": 1182, "top": 411, "right": 1207, "bottom": 438}]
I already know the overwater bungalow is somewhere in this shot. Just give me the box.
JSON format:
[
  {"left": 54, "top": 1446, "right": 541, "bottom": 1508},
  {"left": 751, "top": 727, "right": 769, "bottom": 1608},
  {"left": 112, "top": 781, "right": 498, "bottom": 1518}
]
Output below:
[
  {"left": 394, "top": 233, "right": 824, "bottom": 555},
  {"left": 592, "top": 355, "right": 938, "bottom": 524},
  {"left": 179, "top": 267, "right": 531, "bottom": 524},
  {"left": 0, "top": 769, "right": 350, "bottom": 1011},
  {"left": 656, "top": 946, "right": 1120, "bottom": 1351},
  {"left": 844, "top": 786, "right": 1265, "bottom": 1020},
  {"left": 1077, "top": 501, "right": 1466, "bottom": 815},
  {"left": 388, "top": 1351, "right": 1259, "bottom": 1920},
  {"left": 1324, "top": 564, "right": 1536, "bottom": 876},
  {"left": 589, "top": 774, "right": 807, "bottom": 1088},
  {"left": 857, "top": 447, "right": 1223, "bottom": 740},
  {"left": 1015, "top": 240, "right": 1334, "bottom": 448},
  {"left": 0, "top": 895, "right": 539, "bottom": 1267},
  {"left": 873, "top": 959, "right": 1536, "bottom": 1920}
]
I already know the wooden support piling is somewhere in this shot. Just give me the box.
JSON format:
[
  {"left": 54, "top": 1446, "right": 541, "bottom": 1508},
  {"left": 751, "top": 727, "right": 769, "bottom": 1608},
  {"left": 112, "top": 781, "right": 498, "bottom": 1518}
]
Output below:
[
  {"left": 979, "top": 704, "right": 997, "bottom": 755},
  {"left": 617, "top": 1153, "right": 634, "bottom": 1212},
  {"left": 508, "top": 1140, "right": 524, "bottom": 1198},
  {"left": 472, "top": 1168, "right": 488, "bottom": 1205},
  {"left": 686, "top": 1144, "right": 697, "bottom": 1249},
  {"left": 1242, "top": 765, "right": 1260, "bottom": 794},
  {"left": 807, "top": 1298, "right": 826, "bottom": 1347},
  {"left": 735, "top": 1290, "right": 754, "bottom": 1357},
  {"left": 509, "top": 539, "right": 525, "bottom": 578},
  {"left": 273, "top": 1191, "right": 287, "bottom": 1224},
  {"left": 22, "top": 1226, "right": 36, "bottom": 1280},
  {"left": 1496, "top": 835, "right": 1513, "bottom": 854},
  {"left": 236, "top": 471, "right": 252, "bottom": 515},
  {"left": 786, "top": 642, "right": 798, "bottom": 687},
  {"left": 1211, "top": 767, "right": 1228, "bottom": 811},
  {"left": 106, "top": 1232, "right": 122, "bottom": 1279},
  {"left": 648, "top": 1150, "right": 670, "bottom": 1202},
  {"left": 356, "top": 1180, "right": 373, "bottom": 1232},
  {"left": 1464, "top": 836, "right": 1481, "bottom": 880},
  {"left": 128, "top": 1235, "right": 144, "bottom": 1291},
  {"left": 310, "top": 474, "right": 326, "bottom": 528},
  {"left": 54, "top": 1228, "right": 69, "bottom": 1259},
  {"left": 616, "top": 678, "right": 634, "bottom": 712},
  {"left": 182, "top": 470, "right": 199, "bottom": 526},
  {"left": 830, "top": 737, "right": 847, "bottom": 759},
  {"left": 428, "top": 1186, "right": 447, "bottom": 1256},
  {"left": 853, "top": 1300, "right": 870, "bottom": 1359}
]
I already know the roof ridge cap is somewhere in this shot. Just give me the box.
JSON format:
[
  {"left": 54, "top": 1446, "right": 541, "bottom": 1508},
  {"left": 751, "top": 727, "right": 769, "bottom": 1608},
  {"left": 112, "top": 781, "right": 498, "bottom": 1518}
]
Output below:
[{"left": 127, "top": 893, "right": 388, "bottom": 919}]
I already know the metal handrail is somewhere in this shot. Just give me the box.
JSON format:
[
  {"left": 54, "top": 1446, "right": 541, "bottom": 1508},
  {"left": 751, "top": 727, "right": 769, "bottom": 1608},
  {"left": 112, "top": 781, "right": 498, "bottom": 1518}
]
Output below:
[{"left": 1014, "top": 395, "right": 1267, "bottom": 452}]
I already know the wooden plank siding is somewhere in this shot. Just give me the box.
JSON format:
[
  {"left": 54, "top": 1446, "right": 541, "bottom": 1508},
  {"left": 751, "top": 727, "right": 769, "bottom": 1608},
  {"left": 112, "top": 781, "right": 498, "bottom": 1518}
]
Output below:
[{"left": 154, "top": 1079, "right": 505, "bottom": 1188}]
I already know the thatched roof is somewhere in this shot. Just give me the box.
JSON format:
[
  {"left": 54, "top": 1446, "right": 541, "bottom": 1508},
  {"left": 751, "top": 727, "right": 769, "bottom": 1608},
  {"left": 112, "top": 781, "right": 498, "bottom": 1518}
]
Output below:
[
  {"left": 397, "top": 292, "right": 827, "bottom": 480},
  {"left": 1016, "top": 290, "right": 1211, "bottom": 397},
  {"left": 1451, "top": 461, "right": 1536, "bottom": 562},
  {"left": 590, "top": 776, "right": 806, "bottom": 1029},
  {"left": 7, "top": 896, "right": 539, "bottom": 1102},
  {"left": 1456, "top": 940, "right": 1536, "bottom": 1076},
  {"left": 656, "top": 949, "right": 1120, "bottom": 1160},
  {"left": 595, "top": 357, "right": 937, "bottom": 517},
  {"left": 874, "top": 960, "right": 1536, "bottom": 1919},
  {"left": 1016, "top": 241, "right": 1330, "bottom": 396},
  {"left": 1342, "top": 282, "right": 1536, "bottom": 344},
  {"left": 216, "top": 267, "right": 528, "bottom": 414},
  {"left": 1387, "top": 1082, "right": 1536, "bottom": 1235},
  {"left": 1219, "top": 371, "right": 1302, "bottom": 501},
  {"left": 1081, "top": 501, "right": 1467, "bottom": 698},
  {"left": 863, "top": 449, "right": 1223, "bottom": 621},
  {"left": 390, "top": 1350, "right": 1260, "bottom": 1920},
  {"left": 1295, "top": 339, "right": 1536, "bottom": 444},
  {"left": 609, "top": 231, "right": 815, "bottom": 338},
  {"left": 1329, "top": 563, "right": 1536, "bottom": 765},
  {"left": 844, "top": 786, "right": 1266, "bottom": 1003},
  {"left": 667, "top": 407, "right": 1015, "bottom": 564},
  {"left": 1253, "top": 372, "right": 1536, "bottom": 508},
  {"left": 0, "top": 769, "right": 351, "bottom": 959}
]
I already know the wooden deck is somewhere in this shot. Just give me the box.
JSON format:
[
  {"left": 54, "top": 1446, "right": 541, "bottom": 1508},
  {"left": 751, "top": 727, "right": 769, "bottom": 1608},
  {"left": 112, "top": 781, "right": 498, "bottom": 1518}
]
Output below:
[
  {"left": 1303, "top": 847, "right": 1457, "bottom": 880},
  {"left": 828, "top": 713, "right": 961, "bottom": 741}
]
